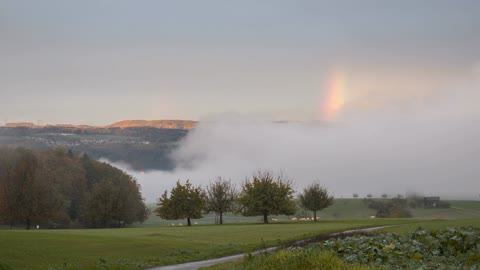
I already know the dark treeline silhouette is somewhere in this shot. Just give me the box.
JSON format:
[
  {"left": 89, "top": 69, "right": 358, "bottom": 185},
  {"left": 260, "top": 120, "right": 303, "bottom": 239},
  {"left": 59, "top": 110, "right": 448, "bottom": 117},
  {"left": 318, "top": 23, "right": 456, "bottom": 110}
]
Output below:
[{"left": 0, "top": 147, "right": 149, "bottom": 229}]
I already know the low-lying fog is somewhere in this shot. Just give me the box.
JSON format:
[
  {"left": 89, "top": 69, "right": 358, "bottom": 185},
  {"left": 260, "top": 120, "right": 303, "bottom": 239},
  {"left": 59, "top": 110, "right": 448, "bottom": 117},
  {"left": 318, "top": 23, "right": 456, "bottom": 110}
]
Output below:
[{"left": 106, "top": 87, "right": 480, "bottom": 203}]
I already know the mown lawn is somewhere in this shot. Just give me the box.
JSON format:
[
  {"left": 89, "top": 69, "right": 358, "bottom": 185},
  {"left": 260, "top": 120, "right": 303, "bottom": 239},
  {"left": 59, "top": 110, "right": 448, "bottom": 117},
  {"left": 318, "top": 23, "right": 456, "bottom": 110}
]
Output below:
[{"left": 0, "top": 219, "right": 424, "bottom": 270}]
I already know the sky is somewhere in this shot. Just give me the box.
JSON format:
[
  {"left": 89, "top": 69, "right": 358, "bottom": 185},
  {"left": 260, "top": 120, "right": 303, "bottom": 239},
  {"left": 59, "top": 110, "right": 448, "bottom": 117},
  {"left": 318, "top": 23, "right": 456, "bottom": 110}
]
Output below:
[
  {"left": 2, "top": 1, "right": 480, "bottom": 200},
  {"left": 1, "top": 0, "right": 480, "bottom": 125}
]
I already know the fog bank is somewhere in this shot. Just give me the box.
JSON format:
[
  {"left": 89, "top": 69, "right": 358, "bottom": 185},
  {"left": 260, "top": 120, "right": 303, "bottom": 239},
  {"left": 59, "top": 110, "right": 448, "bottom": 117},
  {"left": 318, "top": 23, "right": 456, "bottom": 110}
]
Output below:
[{"left": 109, "top": 88, "right": 480, "bottom": 203}]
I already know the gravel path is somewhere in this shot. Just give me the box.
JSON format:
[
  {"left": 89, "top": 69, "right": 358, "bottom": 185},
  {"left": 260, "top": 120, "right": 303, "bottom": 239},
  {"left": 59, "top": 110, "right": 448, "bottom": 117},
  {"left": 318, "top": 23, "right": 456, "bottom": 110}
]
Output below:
[{"left": 146, "top": 226, "right": 391, "bottom": 270}]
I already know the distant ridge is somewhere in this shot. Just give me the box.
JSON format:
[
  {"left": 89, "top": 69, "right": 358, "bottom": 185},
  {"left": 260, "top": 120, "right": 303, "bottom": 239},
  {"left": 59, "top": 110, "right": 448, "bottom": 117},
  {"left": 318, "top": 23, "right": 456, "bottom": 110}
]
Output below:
[
  {"left": 4, "top": 122, "right": 36, "bottom": 127},
  {"left": 108, "top": 120, "right": 197, "bottom": 130},
  {"left": 2, "top": 120, "right": 197, "bottom": 130}
]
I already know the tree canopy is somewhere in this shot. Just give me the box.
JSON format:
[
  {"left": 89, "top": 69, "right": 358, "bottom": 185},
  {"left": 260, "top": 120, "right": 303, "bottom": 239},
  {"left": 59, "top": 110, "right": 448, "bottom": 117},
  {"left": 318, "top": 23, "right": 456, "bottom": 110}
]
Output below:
[
  {"left": 205, "top": 177, "right": 237, "bottom": 224},
  {"left": 154, "top": 180, "right": 206, "bottom": 226},
  {"left": 298, "top": 182, "right": 334, "bottom": 222},
  {"left": 0, "top": 148, "right": 67, "bottom": 229},
  {"left": 237, "top": 170, "right": 296, "bottom": 224},
  {"left": 0, "top": 147, "right": 148, "bottom": 229},
  {"left": 82, "top": 161, "right": 149, "bottom": 228}
]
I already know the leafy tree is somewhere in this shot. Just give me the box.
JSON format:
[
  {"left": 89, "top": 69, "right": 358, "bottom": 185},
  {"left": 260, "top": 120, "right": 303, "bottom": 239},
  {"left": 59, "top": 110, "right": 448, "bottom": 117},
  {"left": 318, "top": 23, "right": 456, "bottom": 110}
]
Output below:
[
  {"left": 155, "top": 180, "right": 205, "bottom": 226},
  {"left": 82, "top": 162, "right": 148, "bottom": 228},
  {"left": 298, "top": 182, "right": 334, "bottom": 222},
  {"left": 353, "top": 193, "right": 359, "bottom": 199},
  {"left": 41, "top": 148, "right": 87, "bottom": 223},
  {"left": 84, "top": 179, "right": 116, "bottom": 227},
  {"left": 0, "top": 147, "right": 148, "bottom": 229},
  {"left": 80, "top": 154, "right": 96, "bottom": 189},
  {"left": 0, "top": 148, "right": 65, "bottom": 229},
  {"left": 381, "top": 193, "right": 388, "bottom": 198},
  {"left": 205, "top": 177, "right": 237, "bottom": 225},
  {"left": 367, "top": 194, "right": 373, "bottom": 198},
  {"left": 237, "top": 170, "right": 296, "bottom": 224},
  {"left": 0, "top": 148, "right": 20, "bottom": 228}
]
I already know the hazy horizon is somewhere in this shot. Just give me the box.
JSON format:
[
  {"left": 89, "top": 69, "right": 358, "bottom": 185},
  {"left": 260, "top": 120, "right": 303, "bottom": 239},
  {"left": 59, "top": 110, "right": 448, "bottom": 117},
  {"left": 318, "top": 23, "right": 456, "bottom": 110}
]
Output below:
[
  {"left": 2, "top": 1, "right": 479, "bottom": 202},
  {"left": 104, "top": 86, "right": 480, "bottom": 203}
]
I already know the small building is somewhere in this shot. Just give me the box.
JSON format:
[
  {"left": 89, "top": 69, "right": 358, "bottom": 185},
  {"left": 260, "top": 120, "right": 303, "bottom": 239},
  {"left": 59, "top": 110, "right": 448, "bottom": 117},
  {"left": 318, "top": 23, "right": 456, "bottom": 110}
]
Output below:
[{"left": 424, "top": 197, "right": 440, "bottom": 208}]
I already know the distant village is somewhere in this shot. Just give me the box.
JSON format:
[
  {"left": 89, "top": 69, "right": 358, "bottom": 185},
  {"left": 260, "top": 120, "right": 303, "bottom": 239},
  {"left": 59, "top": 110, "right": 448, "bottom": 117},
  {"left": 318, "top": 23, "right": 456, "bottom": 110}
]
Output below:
[{"left": 22, "top": 135, "right": 152, "bottom": 148}]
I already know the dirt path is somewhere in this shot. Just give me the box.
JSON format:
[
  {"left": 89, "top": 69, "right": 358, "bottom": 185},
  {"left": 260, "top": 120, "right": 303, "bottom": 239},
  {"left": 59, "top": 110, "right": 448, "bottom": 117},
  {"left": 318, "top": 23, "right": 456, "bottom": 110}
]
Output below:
[{"left": 146, "top": 226, "right": 391, "bottom": 270}]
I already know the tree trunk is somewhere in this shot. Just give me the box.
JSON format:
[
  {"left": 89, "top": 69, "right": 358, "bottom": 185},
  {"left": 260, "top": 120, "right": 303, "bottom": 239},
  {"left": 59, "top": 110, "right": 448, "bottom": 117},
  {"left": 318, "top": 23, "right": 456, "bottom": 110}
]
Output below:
[
  {"left": 9, "top": 220, "right": 14, "bottom": 230},
  {"left": 313, "top": 211, "right": 317, "bottom": 222},
  {"left": 26, "top": 218, "right": 31, "bottom": 230},
  {"left": 187, "top": 218, "right": 191, "bottom": 226},
  {"left": 263, "top": 214, "right": 269, "bottom": 224},
  {"left": 219, "top": 212, "right": 223, "bottom": 225}
]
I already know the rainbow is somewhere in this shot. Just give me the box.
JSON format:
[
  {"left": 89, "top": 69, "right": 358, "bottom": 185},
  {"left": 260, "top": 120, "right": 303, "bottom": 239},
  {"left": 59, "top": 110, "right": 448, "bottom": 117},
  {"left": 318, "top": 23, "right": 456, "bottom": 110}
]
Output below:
[{"left": 320, "top": 69, "right": 345, "bottom": 122}]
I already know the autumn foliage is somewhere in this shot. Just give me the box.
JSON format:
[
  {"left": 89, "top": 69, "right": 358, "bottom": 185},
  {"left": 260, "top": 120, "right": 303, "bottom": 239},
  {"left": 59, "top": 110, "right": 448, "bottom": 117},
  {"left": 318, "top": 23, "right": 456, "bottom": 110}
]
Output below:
[{"left": 0, "top": 147, "right": 148, "bottom": 229}]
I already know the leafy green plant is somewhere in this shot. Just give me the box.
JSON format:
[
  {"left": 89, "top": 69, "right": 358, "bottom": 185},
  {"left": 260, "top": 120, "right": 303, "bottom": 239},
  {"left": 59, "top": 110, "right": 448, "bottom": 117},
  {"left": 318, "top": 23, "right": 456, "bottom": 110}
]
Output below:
[
  {"left": 322, "top": 227, "right": 480, "bottom": 269},
  {"left": 0, "top": 262, "right": 14, "bottom": 270}
]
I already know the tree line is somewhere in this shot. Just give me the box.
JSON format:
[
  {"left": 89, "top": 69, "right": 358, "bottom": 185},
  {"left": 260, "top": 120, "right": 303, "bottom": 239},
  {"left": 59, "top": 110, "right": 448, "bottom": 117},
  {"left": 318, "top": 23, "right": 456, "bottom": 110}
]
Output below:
[
  {"left": 0, "top": 147, "right": 148, "bottom": 229},
  {"left": 155, "top": 170, "right": 334, "bottom": 226}
]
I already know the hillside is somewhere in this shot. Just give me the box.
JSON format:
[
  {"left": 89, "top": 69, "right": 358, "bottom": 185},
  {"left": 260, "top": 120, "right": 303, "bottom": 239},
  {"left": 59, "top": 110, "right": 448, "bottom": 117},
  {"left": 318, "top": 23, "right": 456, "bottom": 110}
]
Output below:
[
  {"left": 2, "top": 120, "right": 197, "bottom": 130},
  {"left": 0, "top": 120, "right": 195, "bottom": 171},
  {"left": 108, "top": 120, "right": 197, "bottom": 129}
]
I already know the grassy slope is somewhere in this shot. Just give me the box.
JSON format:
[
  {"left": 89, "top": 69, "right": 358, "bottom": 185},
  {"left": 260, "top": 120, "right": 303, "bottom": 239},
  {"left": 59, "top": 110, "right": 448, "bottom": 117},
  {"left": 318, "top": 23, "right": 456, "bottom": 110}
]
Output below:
[
  {"left": 449, "top": 200, "right": 480, "bottom": 210},
  {"left": 0, "top": 219, "right": 423, "bottom": 270},
  {"left": 145, "top": 199, "right": 480, "bottom": 225},
  {"left": 381, "top": 217, "right": 480, "bottom": 234},
  {"left": 315, "top": 199, "right": 376, "bottom": 219}
]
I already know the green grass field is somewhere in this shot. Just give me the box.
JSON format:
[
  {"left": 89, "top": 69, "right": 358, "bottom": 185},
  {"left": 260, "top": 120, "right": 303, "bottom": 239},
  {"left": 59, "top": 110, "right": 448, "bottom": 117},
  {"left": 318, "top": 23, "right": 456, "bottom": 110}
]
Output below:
[
  {"left": 0, "top": 219, "right": 430, "bottom": 270},
  {"left": 2, "top": 199, "right": 480, "bottom": 270},
  {"left": 322, "top": 199, "right": 480, "bottom": 219}
]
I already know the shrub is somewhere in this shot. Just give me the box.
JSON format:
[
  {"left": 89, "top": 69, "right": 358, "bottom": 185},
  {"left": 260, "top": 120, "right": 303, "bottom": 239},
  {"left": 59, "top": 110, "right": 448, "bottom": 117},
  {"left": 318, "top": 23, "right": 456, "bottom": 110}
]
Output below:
[{"left": 0, "top": 262, "right": 13, "bottom": 270}]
